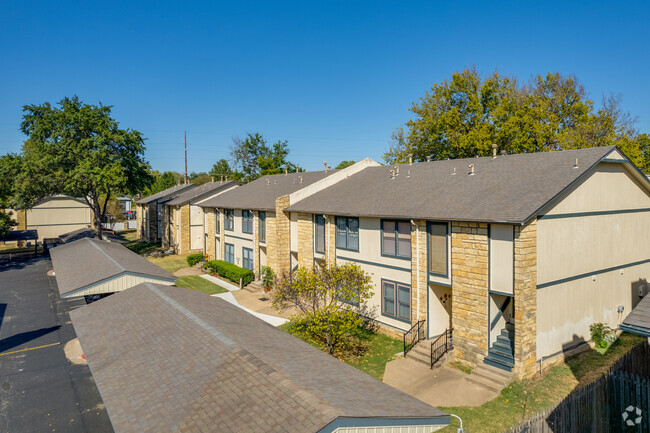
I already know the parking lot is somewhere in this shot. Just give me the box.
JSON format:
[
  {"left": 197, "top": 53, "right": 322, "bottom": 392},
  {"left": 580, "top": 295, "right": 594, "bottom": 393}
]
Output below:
[{"left": 0, "top": 256, "right": 113, "bottom": 432}]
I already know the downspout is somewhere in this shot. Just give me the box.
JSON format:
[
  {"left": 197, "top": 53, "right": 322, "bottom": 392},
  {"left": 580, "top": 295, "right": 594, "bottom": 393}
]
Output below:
[{"left": 411, "top": 220, "right": 420, "bottom": 322}]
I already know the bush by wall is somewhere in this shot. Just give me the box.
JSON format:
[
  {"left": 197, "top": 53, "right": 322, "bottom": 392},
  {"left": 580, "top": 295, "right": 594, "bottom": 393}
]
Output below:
[
  {"left": 186, "top": 253, "right": 205, "bottom": 267},
  {"left": 204, "top": 260, "right": 254, "bottom": 286}
]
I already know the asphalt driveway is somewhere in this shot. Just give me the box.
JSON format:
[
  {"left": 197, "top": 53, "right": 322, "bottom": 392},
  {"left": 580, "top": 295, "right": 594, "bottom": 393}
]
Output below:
[{"left": 0, "top": 256, "right": 113, "bottom": 432}]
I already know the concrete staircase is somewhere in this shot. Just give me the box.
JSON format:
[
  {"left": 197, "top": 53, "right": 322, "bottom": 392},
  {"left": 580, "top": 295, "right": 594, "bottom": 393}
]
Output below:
[
  {"left": 243, "top": 280, "right": 263, "bottom": 292},
  {"left": 405, "top": 339, "right": 453, "bottom": 368},
  {"left": 484, "top": 322, "right": 515, "bottom": 372},
  {"left": 466, "top": 362, "right": 515, "bottom": 393}
]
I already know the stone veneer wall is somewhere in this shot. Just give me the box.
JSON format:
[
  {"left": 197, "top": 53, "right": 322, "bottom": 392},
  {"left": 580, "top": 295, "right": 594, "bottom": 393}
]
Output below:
[
  {"left": 161, "top": 206, "right": 171, "bottom": 248},
  {"left": 411, "top": 220, "right": 428, "bottom": 325},
  {"left": 450, "top": 222, "right": 489, "bottom": 365},
  {"left": 218, "top": 209, "right": 225, "bottom": 260},
  {"left": 178, "top": 204, "right": 190, "bottom": 254},
  {"left": 147, "top": 203, "right": 157, "bottom": 243},
  {"left": 266, "top": 196, "right": 291, "bottom": 276},
  {"left": 513, "top": 219, "right": 537, "bottom": 378},
  {"left": 297, "top": 213, "right": 314, "bottom": 269},
  {"left": 253, "top": 211, "right": 260, "bottom": 278},
  {"left": 325, "top": 215, "right": 336, "bottom": 265},
  {"left": 136, "top": 204, "right": 143, "bottom": 239},
  {"left": 205, "top": 208, "right": 216, "bottom": 260}
]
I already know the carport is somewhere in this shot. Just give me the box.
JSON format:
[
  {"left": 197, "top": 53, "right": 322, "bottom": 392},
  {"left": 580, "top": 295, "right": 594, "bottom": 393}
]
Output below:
[{"left": 50, "top": 237, "right": 176, "bottom": 299}]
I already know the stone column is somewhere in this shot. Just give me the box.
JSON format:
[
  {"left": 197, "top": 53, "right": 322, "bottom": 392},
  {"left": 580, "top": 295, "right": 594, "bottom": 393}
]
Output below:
[
  {"left": 136, "top": 205, "right": 143, "bottom": 239},
  {"left": 297, "top": 213, "right": 314, "bottom": 269},
  {"left": 410, "top": 220, "right": 428, "bottom": 325},
  {"left": 205, "top": 208, "right": 216, "bottom": 260},
  {"left": 267, "top": 196, "right": 291, "bottom": 276},
  {"left": 325, "top": 215, "right": 336, "bottom": 265},
  {"left": 161, "top": 205, "right": 170, "bottom": 248},
  {"left": 147, "top": 203, "right": 157, "bottom": 242},
  {"left": 514, "top": 219, "right": 537, "bottom": 379},
  {"left": 451, "top": 222, "right": 489, "bottom": 365},
  {"left": 179, "top": 204, "right": 190, "bottom": 253},
  {"left": 253, "top": 211, "right": 260, "bottom": 278},
  {"left": 218, "top": 209, "right": 225, "bottom": 260}
]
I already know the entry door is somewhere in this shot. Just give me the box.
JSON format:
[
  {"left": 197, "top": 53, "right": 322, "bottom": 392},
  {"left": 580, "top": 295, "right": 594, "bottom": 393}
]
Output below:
[{"left": 190, "top": 205, "right": 204, "bottom": 250}]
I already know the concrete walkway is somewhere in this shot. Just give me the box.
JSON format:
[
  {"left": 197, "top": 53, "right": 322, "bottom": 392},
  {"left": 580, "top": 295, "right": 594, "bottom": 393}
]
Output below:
[
  {"left": 199, "top": 273, "right": 241, "bottom": 291},
  {"left": 212, "top": 291, "right": 288, "bottom": 327},
  {"left": 383, "top": 357, "right": 498, "bottom": 407}
]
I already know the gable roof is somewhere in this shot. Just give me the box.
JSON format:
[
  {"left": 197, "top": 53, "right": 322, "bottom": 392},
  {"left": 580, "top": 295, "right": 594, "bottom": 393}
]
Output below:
[
  {"left": 135, "top": 183, "right": 197, "bottom": 204},
  {"left": 620, "top": 294, "right": 650, "bottom": 338},
  {"left": 286, "top": 146, "right": 639, "bottom": 224},
  {"left": 199, "top": 170, "right": 338, "bottom": 211},
  {"left": 163, "top": 180, "right": 239, "bottom": 206},
  {"left": 50, "top": 238, "right": 176, "bottom": 297},
  {"left": 70, "top": 283, "right": 448, "bottom": 433}
]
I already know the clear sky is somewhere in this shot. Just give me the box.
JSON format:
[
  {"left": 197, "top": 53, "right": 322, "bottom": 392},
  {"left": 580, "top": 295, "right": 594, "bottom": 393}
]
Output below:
[{"left": 1, "top": 1, "right": 649, "bottom": 173}]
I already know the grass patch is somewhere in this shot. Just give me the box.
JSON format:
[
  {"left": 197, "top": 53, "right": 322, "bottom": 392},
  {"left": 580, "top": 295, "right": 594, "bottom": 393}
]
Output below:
[
  {"left": 278, "top": 322, "right": 402, "bottom": 380},
  {"left": 124, "top": 238, "right": 163, "bottom": 255},
  {"left": 449, "top": 360, "right": 474, "bottom": 375},
  {"left": 438, "top": 332, "right": 646, "bottom": 433},
  {"left": 175, "top": 275, "right": 228, "bottom": 295},
  {"left": 147, "top": 254, "right": 192, "bottom": 273}
]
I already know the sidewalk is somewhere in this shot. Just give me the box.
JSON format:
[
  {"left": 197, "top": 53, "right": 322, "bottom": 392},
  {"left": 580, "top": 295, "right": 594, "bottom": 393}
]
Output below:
[
  {"left": 199, "top": 273, "right": 241, "bottom": 291},
  {"left": 212, "top": 291, "right": 288, "bottom": 326}
]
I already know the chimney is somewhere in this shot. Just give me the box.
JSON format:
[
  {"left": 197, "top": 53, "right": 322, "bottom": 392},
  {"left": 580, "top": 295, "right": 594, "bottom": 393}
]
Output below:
[
  {"left": 492, "top": 144, "right": 498, "bottom": 158},
  {"left": 426, "top": 155, "right": 432, "bottom": 162},
  {"left": 468, "top": 164, "right": 475, "bottom": 175},
  {"left": 324, "top": 161, "right": 328, "bottom": 172},
  {"left": 408, "top": 154, "right": 413, "bottom": 165}
]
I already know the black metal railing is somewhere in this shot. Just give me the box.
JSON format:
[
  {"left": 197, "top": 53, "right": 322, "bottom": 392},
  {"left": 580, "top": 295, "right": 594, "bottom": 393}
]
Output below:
[
  {"left": 403, "top": 320, "right": 425, "bottom": 357},
  {"left": 430, "top": 328, "right": 453, "bottom": 368}
]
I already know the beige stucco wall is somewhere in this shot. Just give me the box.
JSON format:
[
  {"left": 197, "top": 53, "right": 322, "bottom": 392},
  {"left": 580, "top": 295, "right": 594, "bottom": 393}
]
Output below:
[
  {"left": 25, "top": 197, "right": 92, "bottom": 241},
  {"left": 222, "top": 208, "right": 254, "bottom": 269}
]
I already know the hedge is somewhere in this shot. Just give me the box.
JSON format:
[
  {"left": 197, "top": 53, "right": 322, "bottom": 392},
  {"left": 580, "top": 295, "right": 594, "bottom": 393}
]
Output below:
[
  {"left": 186, "top": 253, "right": 205, "bottom": 267},
  {"left": 204, "top": 260, "right": 255, "bottom": 286}
]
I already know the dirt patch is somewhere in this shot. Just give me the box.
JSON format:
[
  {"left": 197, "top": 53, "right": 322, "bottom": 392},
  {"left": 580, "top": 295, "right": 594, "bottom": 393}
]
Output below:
[
  {"left": 173, "top": 266, "right": 203, "bottom": 277},
  {"left": 64, "top": 338, "right": 87, "bottom": 365}
]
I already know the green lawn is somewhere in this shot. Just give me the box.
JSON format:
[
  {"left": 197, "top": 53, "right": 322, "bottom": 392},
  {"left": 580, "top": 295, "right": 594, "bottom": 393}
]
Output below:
[
  {"left": 438, "top": 332, "right": 647, "bottom": 433},
  {"left": 278, "top": 322, "right": 402, "bottom": 380},
  {"left": 175, "top": 275, "right": 228, "bottom": 295},
  {"left": 147, "top": 253, "right": 192, "bottom": 273}
]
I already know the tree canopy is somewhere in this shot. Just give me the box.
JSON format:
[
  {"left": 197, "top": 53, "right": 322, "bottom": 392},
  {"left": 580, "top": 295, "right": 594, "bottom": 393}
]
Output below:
[
  {"left": 0, "top": 154, "right": 22, "bottom": 237},
  {"left": 209, "top": 158, "right": 239, "bottom": 181},
  {"left": 16, "top": 96, "right": 152, "bottom": 238},
  {"left": 230, "top": 133, "right": 300, "bottom": 182},
  {"left": 385, "top": 68, "right": 648, "bottom": 170},
  {"left": 335, "top": 160, "right": 356, "bottom": 170}
]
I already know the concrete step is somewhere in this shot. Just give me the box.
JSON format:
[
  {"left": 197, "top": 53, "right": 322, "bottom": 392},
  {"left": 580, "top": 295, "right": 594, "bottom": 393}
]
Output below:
[
  {"left": 466, "top": 362, "right": 514, "bottom": 393},
  {"left": 243, "top": 280, "right": 264, "bottom": 292},
  {"left": 483, "top": 354, "right": 514, "bottom": 372}
]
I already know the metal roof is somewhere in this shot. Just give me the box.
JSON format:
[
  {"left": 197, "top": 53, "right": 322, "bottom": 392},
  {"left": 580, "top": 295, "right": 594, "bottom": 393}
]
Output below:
[
  {"left": 164, "top": 181, "right": 239, "bottom": 206},
  {"left": 286, "top": 146, "right": 631, "bottom": 224},
  {"left": 199, "top": 170, "right": 337, "bottom": 211},
  {"left": 50, "top": 238, "right": 176, "bottom": 297},
  {"left": 135, "top": 183, "right": 197, "bottom": 204},
  {"left": 70, "top": 283, "right": 449, "bottom": 433},
  {"left": 620, "top": 294, "right": 650, "bottom": 338}
]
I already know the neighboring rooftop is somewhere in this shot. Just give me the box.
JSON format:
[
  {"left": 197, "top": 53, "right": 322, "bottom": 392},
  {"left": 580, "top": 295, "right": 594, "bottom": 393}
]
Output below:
[
  {"left": 200, "top": 170, "right": 337, "bottom": 211},
  {"left": 50, "top": 238, "right": 176, "bottom": 297},
  {"left": 135, "top": 183, "right": 197, "bottom": 204},
  {"left": 71, "top": 283, "right": 449, "bottom": 433},
  {"left": 1, "top": 229, "right": 38, "bottom": 242},
  {"left": 620, "top": 294, "right": 650, "bottom": 338},
  {"left": 164, "top": 180, "right": 239, "bottom": 206},
  {"left": 287, "top": 146, "right": 645, "bottom": 224}
]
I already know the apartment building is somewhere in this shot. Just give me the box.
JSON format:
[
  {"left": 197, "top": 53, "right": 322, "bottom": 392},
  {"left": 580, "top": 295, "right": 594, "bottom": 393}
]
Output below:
[{"left": 135, "top": 183, "right": 197, "bottom": 242}]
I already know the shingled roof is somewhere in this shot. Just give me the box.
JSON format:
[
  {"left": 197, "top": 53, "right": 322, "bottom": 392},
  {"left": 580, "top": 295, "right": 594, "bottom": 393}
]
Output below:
[
  {"left": 164, "top": 180, "right": 239, "bottom": 206},
  {"left": 199, "top": 170, "right": 337, "bottom": 211},
  {"left": 286, "top": 146, "right": 642, "bottom": 224},
  {"left": 50, "top": 238, "right": 176, "bottom": 297},
  {"left": 620, "top": 294, "right": 650, "bottom": 338},
  {"left": 135, "top": 183, "right": 197, "bottom": 204},
  {"left": 71, "top": 283, "right": 449, "bottom": 433}
]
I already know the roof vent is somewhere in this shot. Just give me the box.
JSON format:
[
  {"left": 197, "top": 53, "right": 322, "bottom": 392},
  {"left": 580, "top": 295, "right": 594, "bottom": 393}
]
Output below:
[
  {"left": 266, "top": 179, "right": 270, "bottom": 185},
  {"left": 324, "top": 161, "right": 328, "bottom": 172},
  {"left": 389, "top": 169, "right": 395, "bottom": 179},
  {"left": 452, "top": 167, "right": 456, "bottom": 175},
  {"left": 574, "top": 158, "right": 579, "bottom": 169},
  {"left": 296, "top": 166, "right": 299, "bottom": 173},
  {"left": 492, "top": 144, "right": 498, "bottom": 159},
  {"left": 211, "top": 176, "right": 214, "bottom": 183},
  {"left": 408, "top": 154, "right": 413, "bottom": 165},
  {"left": 299, "top": 175, "right": 303, "bottom": 184},
  {"left": 285, "top": 167, "right": 288, "bottom": 175},
  {"left": 468, "top": 164, "right": 475, "bottom": 176},
  {"left": 426, "top": 155, "right": 432, "bottom": 162},
  {"left": 394, "top": 166, "right": 399, "bottom": 176},
  {"left": 407, "top": 170, "right": 411, "bottom": 178}
]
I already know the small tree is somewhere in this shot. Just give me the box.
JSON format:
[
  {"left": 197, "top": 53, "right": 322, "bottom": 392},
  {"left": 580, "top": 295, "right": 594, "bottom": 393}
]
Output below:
[{"left": 272, "top": 262, "right": 374, "bottom": 355}]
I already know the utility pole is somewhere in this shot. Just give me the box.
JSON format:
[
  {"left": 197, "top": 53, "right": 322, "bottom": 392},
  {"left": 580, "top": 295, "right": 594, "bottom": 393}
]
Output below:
[{"left": 184, "top": 131, "right": 188, "bottom": 184}]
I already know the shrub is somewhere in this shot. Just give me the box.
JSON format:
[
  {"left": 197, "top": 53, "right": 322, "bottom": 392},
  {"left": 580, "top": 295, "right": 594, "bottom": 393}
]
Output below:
[
  {"left": 590, "top": 322, "right": 612, "bottom": 348},
  {"left": 186, "top": 253, "right": 205, "bottom": 267},
  {"left": 204, "top": 260, "right": 255, "bottom": 286}
]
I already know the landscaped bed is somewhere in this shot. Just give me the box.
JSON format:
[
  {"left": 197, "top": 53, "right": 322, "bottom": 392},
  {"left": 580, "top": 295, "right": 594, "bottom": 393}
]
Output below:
[
  {"left": 438, "top": 332, "right": 647, "bottom": 433},
  {"left": 175, "top": 275, "right": 227, "bottom": 295}
]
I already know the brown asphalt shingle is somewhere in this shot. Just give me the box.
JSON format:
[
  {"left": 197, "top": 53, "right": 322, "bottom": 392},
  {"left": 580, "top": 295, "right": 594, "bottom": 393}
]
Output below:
[
  {"left": 200, "top": 170, "right": 337, "bottom": 211},
  {"left": 71, "top": 283, "right": 448, "bottom": 433},
  {"left": 50, "top": 238, "right": 176, "bottom": 296},
  {"left": 286, "top": 146, "right": 626, "bottom": 223}
]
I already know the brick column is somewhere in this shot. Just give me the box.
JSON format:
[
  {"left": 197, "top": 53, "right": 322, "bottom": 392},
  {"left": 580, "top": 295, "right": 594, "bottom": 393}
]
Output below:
[
  {"left": 136, "top": 204, "right": 143, "bottom": 239},
  {"left": 218, "top": 209, "right": 225, "bottom": 260},
  {"left": 147, "top": 203, "right": 157, "bottom": 242},
  {"left": 451, "top": 222, "right": 489, "bottom": 365},
  {"left": 161, "top": 205, "right": 170, "bottom": 248},
  {"left": 514, "top": 219, "right": 537, "bottom": 378},
  {"left": 267, "top": 196, "right": 291, "bottom": 276},
  {"left": 206, "top": 208, "right": 216, "bottom": 260},
  {"left": 410, "top": 220, "right": 428, "bottom": 325},
  {"left": 325, "top": 215, "right": 336, "bottom": 265},
  {"left": 179, "top": 204, "right": 190, "bottom": 254},
  {"left": 297, "top": 213, "right": 314, "bottom": 269},
  {"left": 253, "top": 211, "right": 260, "bottom": 278}
]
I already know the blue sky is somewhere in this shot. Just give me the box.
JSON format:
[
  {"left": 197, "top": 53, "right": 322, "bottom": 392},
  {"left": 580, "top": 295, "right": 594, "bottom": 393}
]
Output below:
[{"left": 1, "top": 1, "right": 649, "bottom": 173}]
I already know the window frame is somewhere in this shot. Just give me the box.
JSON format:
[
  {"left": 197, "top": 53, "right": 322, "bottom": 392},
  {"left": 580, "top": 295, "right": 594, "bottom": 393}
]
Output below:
[
  {"left": 314, "top": 214, "right": 326, "bottom": 254},
  {"left": 224, "top": 243, "right": 235, "bottom": 264},
  {"left": 224, "top": 209, "right": 234, "bottom": 231},
  {"left": 381, "top": 279, "right": 411, "bottom": 323},
  {"left": 242, "top": 247, "right": 253, "bottom": 270},
  {"left": 427, "top": 221, "right": 449, "bottom": 278},
  {"left": 215, "top": 210, "right": 220, "bottom": 235},
  {"left": 242, "top": 210, "right": 253, "bottom": 234},
  {"left": 380, "top": 219, "right": 411, "bottom": 260},
  {"left": 335, "top": 216, "right": 359, "bottom": 252}
]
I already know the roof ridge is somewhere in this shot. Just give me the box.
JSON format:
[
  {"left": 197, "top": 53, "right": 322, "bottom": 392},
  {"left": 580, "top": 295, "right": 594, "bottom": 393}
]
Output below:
[{"left": 86, "top": 238, "right": 127, "bottom": 273}]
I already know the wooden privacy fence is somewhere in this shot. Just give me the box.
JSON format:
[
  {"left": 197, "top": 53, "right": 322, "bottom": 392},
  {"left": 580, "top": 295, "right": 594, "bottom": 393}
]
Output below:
[{"left": 506, "top": 342, "right": 650, "bottom": 433}]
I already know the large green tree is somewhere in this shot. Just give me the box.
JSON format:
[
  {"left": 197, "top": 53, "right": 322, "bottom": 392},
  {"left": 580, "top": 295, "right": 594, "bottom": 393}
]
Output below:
[
  {"left": 0, "top": 154, "right": 22, "bottom": 237},
  {"left": 17, "top": 96, "right": 153, "bottom": 239},
  {"left": 385, "top": 68, "right": 647, "bottom": 169},
  {"left": 230, "top": 133, "right": 300, "bottom": 182},
  {"left": 209, "top": 158, "right": 241, "bottom": 181}
]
